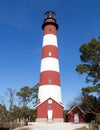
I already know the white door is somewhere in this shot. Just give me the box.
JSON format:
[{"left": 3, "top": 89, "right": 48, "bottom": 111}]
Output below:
[
  {"left": 48, "top": 110, "right": 53, "bottom": 119},
  {"left": 74, "top": 113, "right": 79, "bottom": 123}
]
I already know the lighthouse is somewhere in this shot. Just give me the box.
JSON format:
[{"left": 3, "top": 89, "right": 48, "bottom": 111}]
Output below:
[{"left": 36, "top": 11, "right": 63, "bottom": 122}]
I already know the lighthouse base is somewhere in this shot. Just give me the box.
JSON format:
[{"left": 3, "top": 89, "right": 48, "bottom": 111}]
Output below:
[
  {"left": 36, "top": 118, "right": 64, "bottom": 123},
  {"left": 36, "top": 98, "right": 64, "bottom": 123}
]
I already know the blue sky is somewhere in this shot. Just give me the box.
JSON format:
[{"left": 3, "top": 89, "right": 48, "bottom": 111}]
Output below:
[{"left": 0, "top": 0, "right": 100, "bottom": 108}]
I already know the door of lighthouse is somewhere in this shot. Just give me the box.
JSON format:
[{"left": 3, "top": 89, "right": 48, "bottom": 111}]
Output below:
[
  {"left": 47, "top": 99, "right": 53, "bottom": 122},
  {"left": 48, "top": 110, "right": 53, "bottom": 121}
]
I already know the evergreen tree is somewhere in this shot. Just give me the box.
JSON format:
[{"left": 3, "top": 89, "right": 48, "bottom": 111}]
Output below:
[
  {"left": 76, "top": 37, "right": 100, "bottom": 96},
  {"left": 16, "top": 84, "right": 39, "bottom": 107}
]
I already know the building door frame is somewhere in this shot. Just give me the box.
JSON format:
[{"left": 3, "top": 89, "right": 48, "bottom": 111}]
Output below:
[
  {"left": 74, "top": 113, "right": 79, "bottom": 123},
  {"left": 48, "top": 109, "right": 53, "bottom": 121}
]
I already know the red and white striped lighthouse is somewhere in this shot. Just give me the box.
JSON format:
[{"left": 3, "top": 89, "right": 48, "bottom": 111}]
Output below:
[{"left": 36, "top": 11, "right": 63, "bottom": 122}]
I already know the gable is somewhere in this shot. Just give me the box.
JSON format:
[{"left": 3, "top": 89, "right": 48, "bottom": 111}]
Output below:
[
  {"left": 67, "top": 105, "right": 85, "bottom": 115},
  {"left": 37, "top": 97, "right": 64, "bottom": 108}
]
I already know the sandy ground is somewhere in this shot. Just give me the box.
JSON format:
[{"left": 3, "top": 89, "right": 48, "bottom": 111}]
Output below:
[{"left": 14, "top": 122, "right": 89, "bottom": 130}]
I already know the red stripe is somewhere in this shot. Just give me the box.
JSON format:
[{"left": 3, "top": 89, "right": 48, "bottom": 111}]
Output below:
[
  {"left": 45, "top": 19, "right": 55, "bottom": 23},
  {"left": 39, "top": 71, "right": 60, "bottom": 86},
  {"left": 44, "top": 25, "right": 56, "bottom": 35},
  {"left": 42, "top": 45, "right": 58, "bottom": 59}
]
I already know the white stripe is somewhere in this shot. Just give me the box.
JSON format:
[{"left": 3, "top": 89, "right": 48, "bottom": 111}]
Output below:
[
  {"left": 40, "top": 57, "right": 60, "bottom": 72},
  {"left": 43, "top": 34, "right": 58, "bottom": 47},
  {"left": 38, "top": 85, "right": 62, "bottom": 103}
]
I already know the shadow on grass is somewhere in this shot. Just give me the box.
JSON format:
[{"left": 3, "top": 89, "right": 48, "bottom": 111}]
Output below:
[{"left": 75, "top": 126, "right": 98, "bottom": 130}]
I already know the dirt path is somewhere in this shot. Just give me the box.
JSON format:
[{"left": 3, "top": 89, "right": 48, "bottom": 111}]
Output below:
[{"left": 13, "top": 122, "right": 89, "bottom": 130}]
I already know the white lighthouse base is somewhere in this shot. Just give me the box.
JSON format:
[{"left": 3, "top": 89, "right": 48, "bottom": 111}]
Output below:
[{"left": 36, "top": 118, "right": 64, "bottom": 123}]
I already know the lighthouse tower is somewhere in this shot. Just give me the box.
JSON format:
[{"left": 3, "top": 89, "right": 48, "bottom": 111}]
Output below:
[{"left": 36, "top": 11, "right": 63, "bottom": 122}]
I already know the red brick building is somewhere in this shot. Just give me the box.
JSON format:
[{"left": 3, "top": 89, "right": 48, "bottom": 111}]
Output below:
[
  {"left": 37, "top": 98, "right": 63, "bottom": 122},
  {"left": 66, "top": 105, "right": 85, "bottom": 123}
]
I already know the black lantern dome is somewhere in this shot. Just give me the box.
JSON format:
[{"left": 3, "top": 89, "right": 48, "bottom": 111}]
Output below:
[
  {"left": 45, "top": 11, "right": 56, "bottom": 19},
  {"left": 42, "top": 11, "right": 58, "bottom": 30}
]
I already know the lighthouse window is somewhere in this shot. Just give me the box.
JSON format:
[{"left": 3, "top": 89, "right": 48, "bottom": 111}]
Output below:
[
  {"left": 49, "top": 29, "right": 52, "bottom": 32},
  {"left": 48, "top": 52, "right": 52, "bottom": 56},
  {"left": 48, "top": 78, "right": 52, "bottom": 84}
]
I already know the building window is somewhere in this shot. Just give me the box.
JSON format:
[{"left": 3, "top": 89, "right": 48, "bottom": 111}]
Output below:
[
  {"left": 48, "top": 99, "right": 52, "bottom": 104},
  {"left": 48, "top": 78, "right": 52, "bottom": 84},
  {"left": 48, "top": 52, "right": 52, "bottom": 56},
  {"left": 48, "top": 105, "right": 52, "bottom": 109}
]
